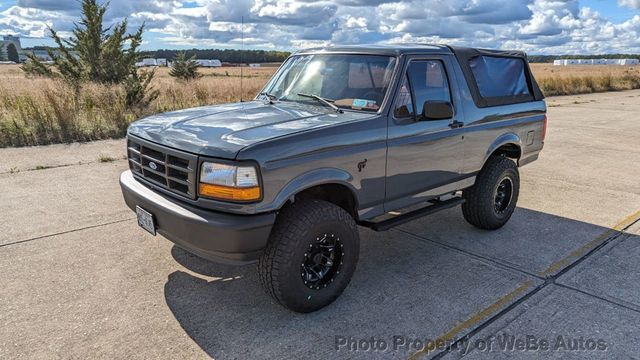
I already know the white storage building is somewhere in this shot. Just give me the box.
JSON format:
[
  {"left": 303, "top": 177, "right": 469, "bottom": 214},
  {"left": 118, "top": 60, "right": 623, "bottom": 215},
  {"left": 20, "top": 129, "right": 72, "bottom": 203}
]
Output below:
[
  {"left": 142, "top": 58, "right": 157, "bottom": 66},
  {"left": 136, "top": 58, "right": 170, "bottom": 67},
  {"left": 619, "top": 59, "right": 639, "bottom": 65},
  {"left": 195, "top": 59, "right": 222, "bottom": 67},
  {"left": 553, "top": 58, "right": 639, "bottom": 66}
]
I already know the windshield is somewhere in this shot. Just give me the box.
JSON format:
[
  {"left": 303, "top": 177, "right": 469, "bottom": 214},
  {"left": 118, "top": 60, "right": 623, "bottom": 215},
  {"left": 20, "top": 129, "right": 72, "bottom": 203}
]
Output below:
[{"left": 263, "top": 54, "right": 397, "bottom": 112}]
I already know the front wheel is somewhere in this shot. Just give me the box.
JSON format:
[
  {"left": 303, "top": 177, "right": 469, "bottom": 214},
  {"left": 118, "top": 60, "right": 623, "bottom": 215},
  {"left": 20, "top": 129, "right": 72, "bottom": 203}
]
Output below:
[
  {"left": 462, "top": 155, "right": 520, "bottom": 230},
  {"left": 258, "top": 199, "right": 360, "bottom": 313}
]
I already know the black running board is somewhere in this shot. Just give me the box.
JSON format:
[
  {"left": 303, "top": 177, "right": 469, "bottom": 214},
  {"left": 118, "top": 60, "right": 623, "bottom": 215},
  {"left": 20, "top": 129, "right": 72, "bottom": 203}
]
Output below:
[{"left": 358, "top": 197, "right": 465, "bottom": 232}]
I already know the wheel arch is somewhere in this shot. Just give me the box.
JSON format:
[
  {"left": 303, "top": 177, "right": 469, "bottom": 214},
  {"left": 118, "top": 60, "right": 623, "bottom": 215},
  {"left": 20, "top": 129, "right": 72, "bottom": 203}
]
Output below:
[
  {"left": 272, "top": 168, "right": 360, "bottom": 219},
  {"left": 484, "top": 133, "right": 522, "bottom": 167}
]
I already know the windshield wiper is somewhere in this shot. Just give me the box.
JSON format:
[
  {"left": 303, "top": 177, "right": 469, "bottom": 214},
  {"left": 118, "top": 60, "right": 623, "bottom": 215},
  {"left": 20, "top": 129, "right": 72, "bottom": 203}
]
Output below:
[
  {"left": 260, "top": 92, "right": 278, "bottom": 104},
  {"left": 297, "top": 93, "right": 343, "bottom": 113}
]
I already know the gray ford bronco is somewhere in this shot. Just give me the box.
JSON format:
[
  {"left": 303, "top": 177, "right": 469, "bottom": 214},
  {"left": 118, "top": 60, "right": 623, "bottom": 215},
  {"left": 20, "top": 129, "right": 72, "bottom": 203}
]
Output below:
[{"left": 120, "top": 44, "right": 546, "bottom": 313}]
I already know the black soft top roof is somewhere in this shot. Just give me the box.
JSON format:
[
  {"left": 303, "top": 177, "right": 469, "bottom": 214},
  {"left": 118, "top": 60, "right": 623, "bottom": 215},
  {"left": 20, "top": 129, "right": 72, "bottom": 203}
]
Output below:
[
  {"left": 447, "top": 46, "right": 527, "bottom": 59},
  {"left": 448, "top": 46, "right": 545, "bottom": 107},
  {"left": 297, "top": 44, "right": 528, "bottom": 58},
  {"left": 295, "top": 44, "right": 452, "bottom": 56}
]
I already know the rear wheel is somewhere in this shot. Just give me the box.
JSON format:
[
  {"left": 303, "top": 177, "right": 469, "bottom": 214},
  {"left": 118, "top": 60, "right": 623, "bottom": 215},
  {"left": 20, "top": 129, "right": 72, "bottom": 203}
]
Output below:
[
  {"left": 462, "top": 155, "right": 519, "bottom": 230},
  {"left": 258, "top": 199, "right": 360, "bottom": 313}
]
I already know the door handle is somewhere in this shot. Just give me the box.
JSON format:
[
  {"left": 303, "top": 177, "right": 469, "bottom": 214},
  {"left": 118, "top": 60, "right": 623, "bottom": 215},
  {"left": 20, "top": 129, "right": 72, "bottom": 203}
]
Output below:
[{"left": 449, "top": 120, "right": 464, "bottom": 129}]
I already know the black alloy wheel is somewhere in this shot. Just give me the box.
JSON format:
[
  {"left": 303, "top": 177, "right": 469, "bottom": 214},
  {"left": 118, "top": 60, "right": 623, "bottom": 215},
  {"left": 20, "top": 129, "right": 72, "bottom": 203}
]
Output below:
[
  {"left": 494, "top": 177, "right": 514, "bottom": 214},
  {"left": 301, "top": 233, "right": 344, "bottom": 290}
]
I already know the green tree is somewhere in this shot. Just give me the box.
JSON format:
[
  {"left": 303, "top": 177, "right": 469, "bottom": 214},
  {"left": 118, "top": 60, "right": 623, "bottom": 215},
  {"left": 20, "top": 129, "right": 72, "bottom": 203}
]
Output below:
[
  {"left": 23, "top": 0, "right": 146, "bottom": 83},
  {"left": 169, "top": 52, "right": 201, "bottom": 81},
  {"left": 124, "top": 68, "right": 159, "bottom": 112},
  {"left": 7, "top": 43, "right": 19, "bottom": 63},
  {"left": 21, "top": 0, "right": 156, "bottom": 108},
  {"left": 0, "top": 45, "right": 6, "bottom": 61}
]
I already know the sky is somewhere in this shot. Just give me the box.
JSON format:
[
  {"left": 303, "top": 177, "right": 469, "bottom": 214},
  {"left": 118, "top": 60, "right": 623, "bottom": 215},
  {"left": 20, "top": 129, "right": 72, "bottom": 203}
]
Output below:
[{"left": 1, "top": 0, "right": 640, "bottom": 54}]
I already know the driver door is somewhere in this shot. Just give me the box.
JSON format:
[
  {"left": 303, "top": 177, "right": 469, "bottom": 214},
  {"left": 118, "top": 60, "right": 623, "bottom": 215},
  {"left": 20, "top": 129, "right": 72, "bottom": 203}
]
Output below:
[{"left": 384, "top": 56, "right": 465, "bottom": 211}]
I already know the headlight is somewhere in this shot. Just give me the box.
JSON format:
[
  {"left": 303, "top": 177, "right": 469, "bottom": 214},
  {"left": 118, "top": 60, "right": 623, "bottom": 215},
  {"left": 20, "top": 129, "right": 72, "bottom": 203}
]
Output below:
[{"left": 199, "top": 162, "right": 261, "bottom": 202}]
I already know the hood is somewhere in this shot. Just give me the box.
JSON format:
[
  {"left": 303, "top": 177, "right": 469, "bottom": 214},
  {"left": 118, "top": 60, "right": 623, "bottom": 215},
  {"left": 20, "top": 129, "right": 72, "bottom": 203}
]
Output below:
[{"left": 128, "top": 100, "right": 372, "bottom": 159}]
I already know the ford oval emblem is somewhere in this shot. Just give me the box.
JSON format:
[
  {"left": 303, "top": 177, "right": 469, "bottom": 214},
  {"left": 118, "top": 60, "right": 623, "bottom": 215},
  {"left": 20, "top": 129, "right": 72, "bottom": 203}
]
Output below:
[{"left": 149, "top": 162, "right": 158, "bottom": 170}]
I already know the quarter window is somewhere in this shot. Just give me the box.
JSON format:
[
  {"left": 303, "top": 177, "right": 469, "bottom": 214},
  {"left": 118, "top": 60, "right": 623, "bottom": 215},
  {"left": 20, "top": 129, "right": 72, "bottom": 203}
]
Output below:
[
  {"left": 394, "top": 75, "right": 414, "bottom": 118},
  {"left": 469, "top": 56, "right": 531, "bottom": 98}
]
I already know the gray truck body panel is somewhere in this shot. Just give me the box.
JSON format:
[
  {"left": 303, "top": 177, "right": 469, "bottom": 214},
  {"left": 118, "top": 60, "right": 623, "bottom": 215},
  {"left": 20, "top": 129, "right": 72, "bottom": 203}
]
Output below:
[{"left": 121, "top": 44, "right": 546, "bottom": 263}]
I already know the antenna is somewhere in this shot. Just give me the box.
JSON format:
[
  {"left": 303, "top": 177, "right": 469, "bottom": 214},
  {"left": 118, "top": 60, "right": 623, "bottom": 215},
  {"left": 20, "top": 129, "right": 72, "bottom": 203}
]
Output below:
[{"left": 240, "top": 15, "right": 244, "bottom": 103}]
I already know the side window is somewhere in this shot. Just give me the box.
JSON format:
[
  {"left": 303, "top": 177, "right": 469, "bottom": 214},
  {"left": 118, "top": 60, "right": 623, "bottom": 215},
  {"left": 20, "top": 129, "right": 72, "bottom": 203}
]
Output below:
[
  {"left": 407, "top": 60, "right": 452, "bottom": 119},
  {"left": 469, "top": 56, "right": 531, "bottom": 98},
  {"left": 394, "top": 74, "right": 414, "bottom": 118}
]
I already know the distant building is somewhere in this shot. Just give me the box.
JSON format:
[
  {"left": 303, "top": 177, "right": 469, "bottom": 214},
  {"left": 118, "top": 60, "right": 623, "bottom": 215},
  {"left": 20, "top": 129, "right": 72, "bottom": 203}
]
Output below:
[
  {"left": 1, "top": 35, "right": 22, "bottom": 53},
  {"left": 142, "top": 58, "right": 157, "bottom": 66},
  {"left": 553, "top": 58, "right": 639, "bottom": 66},
  {"left": 21, "top": 49, "right": 74, "bottom": 64},
  {"left": 1, "top": 35, "right": 23, "bottom": 62},
  {"left": 618, "top": 59, "right": 639, "bottom": 65},
  {"left": 249, "top": 63, "right": 261, "bottom": 68},
  {"left": 28, "top": 50, "right": 52, "bottom": 61},
  {"left": 195, "top": 59, "right": 222, "bottom": 68},
  {"left": 136, "top": 58, "right": 169, "bottom": 67}
]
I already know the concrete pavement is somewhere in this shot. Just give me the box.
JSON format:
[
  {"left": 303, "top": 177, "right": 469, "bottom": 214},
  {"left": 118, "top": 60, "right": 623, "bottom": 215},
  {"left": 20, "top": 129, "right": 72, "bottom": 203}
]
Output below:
[{"left": 1, "top": 90, "right": 639, "bottom": 359}]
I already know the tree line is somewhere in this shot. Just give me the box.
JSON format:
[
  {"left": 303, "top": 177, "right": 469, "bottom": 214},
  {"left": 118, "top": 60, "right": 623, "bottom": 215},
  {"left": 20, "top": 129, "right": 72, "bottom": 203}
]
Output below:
[{"left": 140, "top": 49, "right": 291, "bottom": 63}]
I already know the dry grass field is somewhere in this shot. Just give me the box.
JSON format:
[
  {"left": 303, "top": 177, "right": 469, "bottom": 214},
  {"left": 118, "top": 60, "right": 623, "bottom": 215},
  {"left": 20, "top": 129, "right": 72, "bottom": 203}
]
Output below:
[
  {"left": 0, "top": 63, "right": 639, "bottom": 147},
  {"left": 0, "top": 66, "right": 277, "bottom": 147},
  {"left": 531, "top": 63, "right": 640, "bottom": 96}
]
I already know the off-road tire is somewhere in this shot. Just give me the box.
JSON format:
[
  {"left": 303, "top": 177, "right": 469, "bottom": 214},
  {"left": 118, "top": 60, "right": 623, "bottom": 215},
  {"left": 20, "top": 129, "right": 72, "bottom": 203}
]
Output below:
[
  {"left": 258, "top": 199, "right": 360, "bottom": 313},
  {"left": 462, "top": 155, "right": 520, "bottom": 230}
]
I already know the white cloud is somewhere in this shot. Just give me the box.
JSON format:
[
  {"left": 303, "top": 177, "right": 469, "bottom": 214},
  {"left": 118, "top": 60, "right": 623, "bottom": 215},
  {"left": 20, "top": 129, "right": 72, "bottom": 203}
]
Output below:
[
  {"left": 619, "top": 0, "right": 640, "bottom": 9},
  {"left": 0, "top": 5, "right": 76, "bottom": 37},
  {"left": 1, "top": 0, "right": 640, "bottom": 54},
  {"left": 520, "top": 0, "right": 579, "bottom": 35},
  {"left": 344, "top": 16, "right": 367, "bottom": 28},
  {"left": 254, "top": 1, "right": 333, "bottom": 21},
  {"left": 438, "top": 0, "right": 533, "bottom": 24}
]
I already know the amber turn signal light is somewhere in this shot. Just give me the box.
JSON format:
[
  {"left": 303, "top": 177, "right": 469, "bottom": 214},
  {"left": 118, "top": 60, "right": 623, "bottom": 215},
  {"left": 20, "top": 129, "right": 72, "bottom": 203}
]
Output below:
[{"left": 199, "top": 183, "right": 261, "bottom": 201}]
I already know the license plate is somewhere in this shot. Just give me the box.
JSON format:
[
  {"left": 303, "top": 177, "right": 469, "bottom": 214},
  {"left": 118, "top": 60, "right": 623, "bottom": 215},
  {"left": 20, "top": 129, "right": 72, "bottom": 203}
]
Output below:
[{"left": 136, "top": 206, "right": 156, "bottom": 235}]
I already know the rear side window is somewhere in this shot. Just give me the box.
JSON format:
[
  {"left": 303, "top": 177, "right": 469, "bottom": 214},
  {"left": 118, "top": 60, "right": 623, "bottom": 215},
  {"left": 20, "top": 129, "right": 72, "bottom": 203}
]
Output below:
[{"left": 469, "top": 56, "right": 531, "bottom": 99}]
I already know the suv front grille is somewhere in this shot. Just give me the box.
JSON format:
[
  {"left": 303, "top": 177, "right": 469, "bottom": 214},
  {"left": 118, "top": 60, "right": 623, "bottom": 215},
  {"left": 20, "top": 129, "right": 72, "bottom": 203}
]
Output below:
[{"left": 127, "top": 137, "right": 197, "bottom": 199}]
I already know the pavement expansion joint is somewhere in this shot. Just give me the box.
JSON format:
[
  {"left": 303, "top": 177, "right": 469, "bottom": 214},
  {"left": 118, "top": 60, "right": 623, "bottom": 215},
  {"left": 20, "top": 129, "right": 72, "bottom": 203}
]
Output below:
[
  {"left": 555, "top": 283, "right": 640, "bottom": 315},
  {"left": 408, "top": 209, "right": 640, "bottom": 360},
  {"left": 0, "top": 218, "right": 136, "bottom": 249},
  {"left": 393, "top": 228, "right": 545, "bottom": 280}
]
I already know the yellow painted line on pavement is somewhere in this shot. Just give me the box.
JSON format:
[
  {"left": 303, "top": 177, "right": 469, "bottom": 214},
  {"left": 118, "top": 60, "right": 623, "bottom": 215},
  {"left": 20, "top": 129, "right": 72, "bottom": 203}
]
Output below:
[
  {"left": 539, "top": 209, "right": 640, "bottom": 277},
  {"left": 408, "top": 280, "right": 533, "bottom": 360}
]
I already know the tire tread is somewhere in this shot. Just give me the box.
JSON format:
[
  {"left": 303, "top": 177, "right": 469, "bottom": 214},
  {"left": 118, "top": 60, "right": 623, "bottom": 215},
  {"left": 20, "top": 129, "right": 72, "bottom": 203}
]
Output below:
[
  {"left": 258, "top": 199, "right": 359, "bottom": 312},
  {"left": 462, "top": 155, "right": 519, "bottom": 230}
]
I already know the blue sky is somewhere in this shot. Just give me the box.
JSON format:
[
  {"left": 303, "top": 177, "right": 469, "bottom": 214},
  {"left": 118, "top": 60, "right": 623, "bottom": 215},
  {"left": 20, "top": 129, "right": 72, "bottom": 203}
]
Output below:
[
  {"left": 1, "top": 0, "right": 640, "bottom": 54},
  {"left": 582, "top": 0, "right": 636, "bottom": 21}
]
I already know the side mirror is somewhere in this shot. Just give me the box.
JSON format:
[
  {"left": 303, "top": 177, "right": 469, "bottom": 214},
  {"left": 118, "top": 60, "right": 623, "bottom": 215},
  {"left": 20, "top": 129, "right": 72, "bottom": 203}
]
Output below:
[{"left": 421, "top": 101, "right": 453, "bottom": 120}]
